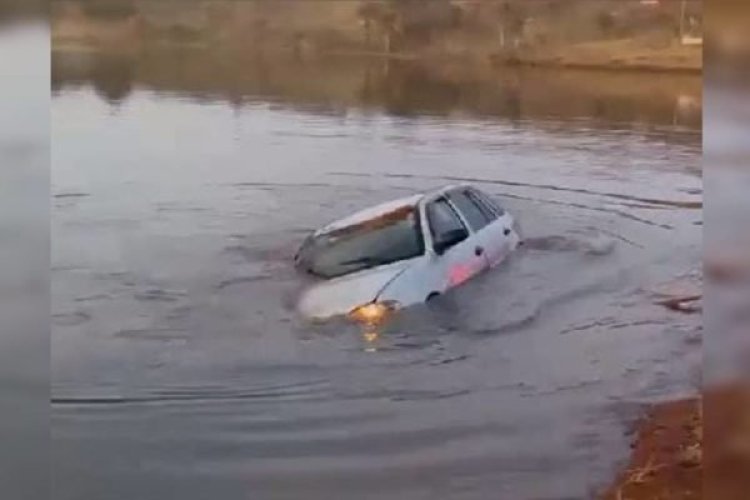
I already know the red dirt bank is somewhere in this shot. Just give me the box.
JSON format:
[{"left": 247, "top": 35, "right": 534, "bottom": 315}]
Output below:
[{"left": 602, "top": 384, "right": 750, "bottom": 500}]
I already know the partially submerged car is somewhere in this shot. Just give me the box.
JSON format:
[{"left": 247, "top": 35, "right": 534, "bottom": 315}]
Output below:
[{"left": 295, "top": 184, "right": 522, "bottom": 323}]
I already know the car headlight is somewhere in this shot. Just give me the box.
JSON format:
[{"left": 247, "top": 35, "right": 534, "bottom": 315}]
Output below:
[{"left": 349, "top": 301, "right": 400, "bottom": 324}]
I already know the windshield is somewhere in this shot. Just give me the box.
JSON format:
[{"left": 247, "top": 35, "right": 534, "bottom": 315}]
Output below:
[{"left": 297, "top": 206, "right": 424, "bottom": 279}]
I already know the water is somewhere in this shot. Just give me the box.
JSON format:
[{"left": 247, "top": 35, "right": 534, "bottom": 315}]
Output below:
[
  {"left": 51, "top": 43, "right": 701, "bottom": 499},
  {"left": 0, "top": 22, "right": 49, "bottom": 500}
]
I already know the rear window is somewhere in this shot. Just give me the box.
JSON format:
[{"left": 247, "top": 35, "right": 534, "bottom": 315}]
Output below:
[
  {"left": 447, "top": 190, "right": 492, "bottom": 231},
  {"left": 296, "top": 206, "right": 424, "bottom": 279},
  {"left": 468, "top": 188, "right": 505, "bottom": 217}
]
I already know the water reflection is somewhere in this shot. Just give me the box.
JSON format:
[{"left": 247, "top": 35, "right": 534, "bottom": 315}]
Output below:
[
  {"left": 88, "top": 54, "right": 134, "bottom": 104},
  {"left": 362, "top": 328, "right": 380, "bottom": 352},
  {"left": 52, "top": 47, "right": 701, "bottom": 129}
]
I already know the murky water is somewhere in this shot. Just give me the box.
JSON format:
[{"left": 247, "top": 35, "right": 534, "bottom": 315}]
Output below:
[
  {"left": 52, "top": 42, "right": 701, "bottom": 499},
  {"left": 0, "top": 22, "right": 49, "bottom": 500}
]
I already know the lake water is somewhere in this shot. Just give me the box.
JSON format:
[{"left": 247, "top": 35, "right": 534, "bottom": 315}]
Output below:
[
  {"left": 50, "top": 40, "right": 702, "bottom": 499},
  {"left": 0, "top": 21, "right": 49, "bottom": 500}
]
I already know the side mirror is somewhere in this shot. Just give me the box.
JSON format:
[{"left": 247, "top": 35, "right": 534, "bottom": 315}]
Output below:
[{"left": 433, "top": 228, "right": 468, "bottom": 255}]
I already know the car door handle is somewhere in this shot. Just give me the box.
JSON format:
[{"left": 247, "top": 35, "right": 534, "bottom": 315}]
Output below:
[
  {"left": 475, "top": 246, "right": 484, "bottom": 256},
  {"left": 503, "top": 227, "right": 511, "bottom": 235}
]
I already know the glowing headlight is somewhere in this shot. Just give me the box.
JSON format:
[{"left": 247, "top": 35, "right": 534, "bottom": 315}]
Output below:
[{"left": 349, "top": 301, "right": 400, "bottom": 324}]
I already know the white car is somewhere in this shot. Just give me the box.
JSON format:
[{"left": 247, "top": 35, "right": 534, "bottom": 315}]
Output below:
[{"left": 295, "top": 184, "right": 522, "bottom": 323}]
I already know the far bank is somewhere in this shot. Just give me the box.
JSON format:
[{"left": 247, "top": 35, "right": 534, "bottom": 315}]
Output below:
[{"left": 52, "top": 0, "right": 702, "bottom": 75}]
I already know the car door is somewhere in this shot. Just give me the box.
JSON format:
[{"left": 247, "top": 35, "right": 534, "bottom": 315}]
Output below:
[
  {"left": 424, "top": 196, "right": 488, "bottom": 292},
  {"left": 445, "top": 188, "right": 505, "bottom": 267},
  {"left": 464, "top": 187, "right": 516, "bottom": 266}
]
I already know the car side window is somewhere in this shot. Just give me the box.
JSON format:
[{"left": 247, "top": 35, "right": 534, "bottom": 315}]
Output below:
[
  {"left": 427, "top": 198, "right": 468, "bottom": 243},
  {"left": 447, "top": 190, "right": 492, "bottom": 231},
  {"left": 468, "top": 188, "right": 505, "bottom": 218}
]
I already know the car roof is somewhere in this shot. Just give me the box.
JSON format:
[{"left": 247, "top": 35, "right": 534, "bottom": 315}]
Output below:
[
  {"left": 314, "top": 184, "right": 473, "bottom": 236},
  {"left": 316, "top": 193, "right": 424, "bottom": 235},
  {"left": 422, "top": 183, "right": 471, "bottom": 200}
]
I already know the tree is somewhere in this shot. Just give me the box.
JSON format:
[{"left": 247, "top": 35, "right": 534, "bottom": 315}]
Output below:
[
  {"left": 356, "top": 1, "right": 399, "bottom": 54},
  {"left": 357, "top": 1, "right": 382, "bottom": 48},
  {"left": 497, "top": 1, "right": 526, "bottom": 50},
  {"left": 596, "top": 11, "right": 616, "bottom": 36},
  {"left": 380, "top": 8, "right": 398, "bottom": 53}
]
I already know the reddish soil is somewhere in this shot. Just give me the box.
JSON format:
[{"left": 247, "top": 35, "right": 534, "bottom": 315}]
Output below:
[{"left": 601, "top": 384, "right": 750, "bottom": 500}]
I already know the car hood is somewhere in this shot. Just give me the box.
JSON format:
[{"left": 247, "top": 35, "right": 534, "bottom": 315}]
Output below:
[{"left": 298, "top": 260, "right": 414, "bottom": 319}]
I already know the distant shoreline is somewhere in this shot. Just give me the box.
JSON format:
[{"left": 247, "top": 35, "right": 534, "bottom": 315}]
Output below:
[
  {"left": 52, "top": 0, "right": 702, "bottom": 76},
  {"left": 495, "top": 55, "right": 701, "bottom": 74}
]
